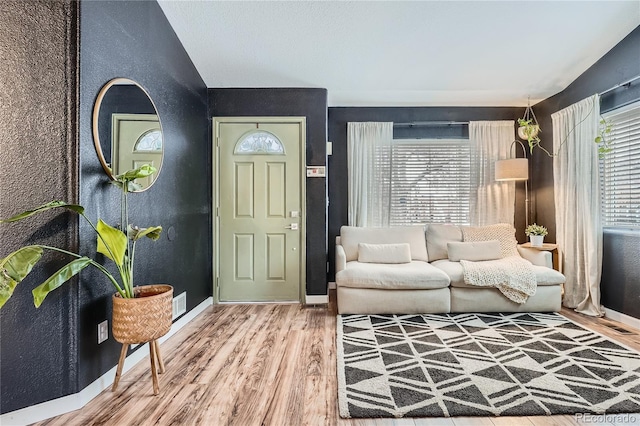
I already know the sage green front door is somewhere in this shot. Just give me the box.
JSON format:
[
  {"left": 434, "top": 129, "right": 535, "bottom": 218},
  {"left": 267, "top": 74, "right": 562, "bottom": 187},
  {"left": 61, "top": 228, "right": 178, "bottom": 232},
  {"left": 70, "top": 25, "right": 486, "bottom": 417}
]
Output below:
[{"left": 217, "top": 118, "right": 304, "bottom": 302}]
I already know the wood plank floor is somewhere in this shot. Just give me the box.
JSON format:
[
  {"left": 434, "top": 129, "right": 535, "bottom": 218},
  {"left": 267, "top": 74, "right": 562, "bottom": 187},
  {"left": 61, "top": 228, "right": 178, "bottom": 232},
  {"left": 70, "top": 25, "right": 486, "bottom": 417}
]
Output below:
[{"left": 35, "top": 291, "right": 640, "bottom": 426}]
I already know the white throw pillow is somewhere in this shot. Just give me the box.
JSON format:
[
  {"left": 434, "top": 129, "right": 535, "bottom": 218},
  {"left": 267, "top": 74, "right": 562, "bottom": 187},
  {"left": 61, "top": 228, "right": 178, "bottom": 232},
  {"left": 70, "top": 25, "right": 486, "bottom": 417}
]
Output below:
[
  {"left": 447, "top": 240, "right": 502, "bottom": 262},
  {"left": 358, "top": 243, "right": 412, "bottom": 264},
  {"left": 461, "top": 223, "right": 519, "bottom": 258}
]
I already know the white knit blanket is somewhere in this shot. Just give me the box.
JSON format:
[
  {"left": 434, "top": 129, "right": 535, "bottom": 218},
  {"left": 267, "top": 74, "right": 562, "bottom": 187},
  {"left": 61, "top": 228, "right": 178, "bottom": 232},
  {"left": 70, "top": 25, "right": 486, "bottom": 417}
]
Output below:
[{"left": 460, "top": 256, "right": 537, "bottom": 304}]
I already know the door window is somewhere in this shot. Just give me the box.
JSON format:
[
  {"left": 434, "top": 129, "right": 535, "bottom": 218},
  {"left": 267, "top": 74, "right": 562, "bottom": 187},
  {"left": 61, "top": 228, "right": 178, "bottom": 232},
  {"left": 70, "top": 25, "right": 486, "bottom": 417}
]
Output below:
[{"left": 234, "top": 130, "right": 285, "bottom": 155}]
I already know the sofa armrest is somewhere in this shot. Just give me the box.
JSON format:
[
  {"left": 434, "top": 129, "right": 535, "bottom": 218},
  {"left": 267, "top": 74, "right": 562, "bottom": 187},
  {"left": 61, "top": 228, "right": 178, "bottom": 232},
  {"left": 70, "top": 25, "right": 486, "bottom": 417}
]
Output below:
[
  {"left": 336, "top": 244, "right": 347, "bottom": 273},
  {"left": 517, "top": 245, "right": 552, "bottom": 268}
]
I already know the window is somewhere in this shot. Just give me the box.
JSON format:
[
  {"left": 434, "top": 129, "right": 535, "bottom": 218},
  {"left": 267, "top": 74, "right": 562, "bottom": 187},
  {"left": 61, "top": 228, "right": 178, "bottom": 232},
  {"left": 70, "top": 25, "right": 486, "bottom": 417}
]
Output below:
[
  {"left": 600, "top": 101, "right": 640, "bottom": 228},
  {"left": 234, "top": 130, "right": 284, "bottom": 155},
  {"left": 390, "top": 139, "right": 470, "bottom": 226},
  {"left": 134, "top": 129, "right": 163, "bottom": 152}
]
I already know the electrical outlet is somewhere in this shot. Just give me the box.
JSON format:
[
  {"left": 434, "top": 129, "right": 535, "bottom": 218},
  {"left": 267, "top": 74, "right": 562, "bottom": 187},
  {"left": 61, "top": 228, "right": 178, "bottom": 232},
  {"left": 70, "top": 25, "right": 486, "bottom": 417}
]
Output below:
[{"left": 98, "top": 320, "right": 108, "bottom": 344}]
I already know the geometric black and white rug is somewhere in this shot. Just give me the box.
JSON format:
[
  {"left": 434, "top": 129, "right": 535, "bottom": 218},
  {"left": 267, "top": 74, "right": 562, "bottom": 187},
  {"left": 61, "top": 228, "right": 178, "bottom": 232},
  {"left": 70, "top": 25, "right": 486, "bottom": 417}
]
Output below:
[{"left": 337, "top": 313, "right": 640, "bottom": 418}]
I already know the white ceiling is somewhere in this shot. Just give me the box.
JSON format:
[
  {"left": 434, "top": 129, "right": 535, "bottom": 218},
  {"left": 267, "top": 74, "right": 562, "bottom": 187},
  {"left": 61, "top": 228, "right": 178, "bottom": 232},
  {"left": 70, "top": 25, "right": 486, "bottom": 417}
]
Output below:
[{"left": 157, "top": 1, "right": 640, "bottom": 107}]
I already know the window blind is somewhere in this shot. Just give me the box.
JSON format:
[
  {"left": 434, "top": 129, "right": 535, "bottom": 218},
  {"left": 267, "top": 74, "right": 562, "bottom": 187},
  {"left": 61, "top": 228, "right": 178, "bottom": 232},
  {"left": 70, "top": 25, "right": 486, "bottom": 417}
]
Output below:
[
  {"left": 601, "top": 101, "right": 640, "bottom": 228},
  {"left": 390, "top": 139, "right": 470, "bottom": 226}
]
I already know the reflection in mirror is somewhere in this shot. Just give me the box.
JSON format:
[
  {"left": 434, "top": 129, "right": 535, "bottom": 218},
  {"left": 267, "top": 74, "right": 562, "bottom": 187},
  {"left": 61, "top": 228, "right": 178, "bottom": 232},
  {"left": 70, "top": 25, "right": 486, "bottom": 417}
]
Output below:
[{"left": 92, "top": 78, "right": 163, "bottom": 191}]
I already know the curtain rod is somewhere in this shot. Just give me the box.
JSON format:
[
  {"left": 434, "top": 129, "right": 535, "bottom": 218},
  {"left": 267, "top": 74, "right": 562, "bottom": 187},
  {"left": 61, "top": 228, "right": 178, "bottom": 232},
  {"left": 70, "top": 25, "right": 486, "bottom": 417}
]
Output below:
[
  {"left": 600, "top": 74, "right": 640, "bottom": 96},
  {"left": 393, "top": 121, "right": 469, "bottom": 127}
]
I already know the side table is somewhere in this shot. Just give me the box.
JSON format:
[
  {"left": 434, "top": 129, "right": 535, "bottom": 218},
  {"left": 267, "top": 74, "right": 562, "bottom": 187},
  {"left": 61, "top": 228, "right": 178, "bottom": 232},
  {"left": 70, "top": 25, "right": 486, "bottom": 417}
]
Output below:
[{"left": 521, "top": 242, "right": 560, "bottom": 272}]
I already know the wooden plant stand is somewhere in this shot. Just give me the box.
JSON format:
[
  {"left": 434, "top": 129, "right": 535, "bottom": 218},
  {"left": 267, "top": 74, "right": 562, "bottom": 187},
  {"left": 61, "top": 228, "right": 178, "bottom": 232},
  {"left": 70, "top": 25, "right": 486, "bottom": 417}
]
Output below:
[{"left": 112, "top": 339, "right": 166, "bottom": 395}]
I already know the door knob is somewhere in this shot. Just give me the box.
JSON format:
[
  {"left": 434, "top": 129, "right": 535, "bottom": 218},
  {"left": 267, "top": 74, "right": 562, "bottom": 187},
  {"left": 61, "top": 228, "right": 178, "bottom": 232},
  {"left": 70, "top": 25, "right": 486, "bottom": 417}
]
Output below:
[{"left": 284, "top": 223, "right": 299, "bottom": 230}]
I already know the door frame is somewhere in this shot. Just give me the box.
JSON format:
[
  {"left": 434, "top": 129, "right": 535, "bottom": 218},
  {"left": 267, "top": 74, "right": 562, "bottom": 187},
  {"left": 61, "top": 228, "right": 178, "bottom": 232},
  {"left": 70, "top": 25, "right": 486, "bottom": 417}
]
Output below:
[{"left": 212, "top": 116, "right": 307, "bottom": 303}]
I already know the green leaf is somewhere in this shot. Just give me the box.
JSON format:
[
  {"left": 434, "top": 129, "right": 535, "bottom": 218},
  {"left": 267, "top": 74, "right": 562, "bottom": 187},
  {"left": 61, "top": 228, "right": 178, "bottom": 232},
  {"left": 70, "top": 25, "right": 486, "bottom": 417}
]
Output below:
[
  {"left": 32, "top": 257, "right": 92, "bottom": 307},
  {"left": 128, "top": 225, "right": 163, "bottom": 241},
  {"left": 595, "top": 136, "right": 602, "bottom": 143},
  {"left": 96, "top": 219, "right": 127, "bottom": 267},
  {"left": 0, "top": 246, "right": 43, "bottom": 309},
  {"left": 116, "top": 165, "right": 157, "bottom": 183},
  {"left": 0, "top": 201, "right": 84, "bottom": 223}
]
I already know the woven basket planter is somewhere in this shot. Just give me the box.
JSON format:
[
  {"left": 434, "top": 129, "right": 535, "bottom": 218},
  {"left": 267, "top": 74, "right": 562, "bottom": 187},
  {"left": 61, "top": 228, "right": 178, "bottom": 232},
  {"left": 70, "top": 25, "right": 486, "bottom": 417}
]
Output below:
[{"left": 112, "top": 284, "right": 173, "bottom": 344}]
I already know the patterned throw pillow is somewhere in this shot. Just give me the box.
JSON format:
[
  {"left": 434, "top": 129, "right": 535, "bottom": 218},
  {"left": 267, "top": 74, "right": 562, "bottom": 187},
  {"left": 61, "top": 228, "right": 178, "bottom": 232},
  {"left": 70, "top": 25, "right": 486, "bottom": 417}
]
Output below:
[{"left": 461, "top": 223, "right": 519, "bottom": 258}]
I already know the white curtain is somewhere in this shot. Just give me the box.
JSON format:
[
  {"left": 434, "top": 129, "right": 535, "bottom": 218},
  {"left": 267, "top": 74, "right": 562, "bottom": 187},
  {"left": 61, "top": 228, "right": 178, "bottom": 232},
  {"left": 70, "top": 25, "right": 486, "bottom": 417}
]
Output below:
[
  {"left": 552, "top": 94, "right": 604, "bottom": 317},
  {"left": 469, "top": 121, "right": 516, "bottom": 226},
  {"left": 347, "top": 122, "right": 393, "bottom": 227}
]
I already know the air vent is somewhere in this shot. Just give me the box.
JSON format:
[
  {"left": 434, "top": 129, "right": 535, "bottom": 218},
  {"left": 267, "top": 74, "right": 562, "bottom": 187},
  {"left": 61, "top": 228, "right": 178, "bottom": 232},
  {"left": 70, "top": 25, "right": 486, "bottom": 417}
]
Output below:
[
  {"left": 602, "top": 321, "right": 636, "bottom": 335},
  {"left": 173, "top": 292, "right": 187, "bottom": 320}
]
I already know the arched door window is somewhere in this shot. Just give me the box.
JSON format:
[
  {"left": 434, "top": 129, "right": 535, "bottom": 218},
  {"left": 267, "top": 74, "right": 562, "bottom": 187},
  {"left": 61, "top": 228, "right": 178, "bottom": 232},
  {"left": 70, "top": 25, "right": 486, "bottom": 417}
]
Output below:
[
  {"left": 234, "top": 130, "right": 284, "bottom": 155},
  {"left": 135, "top": 129, "right": 163, "bottom": 152}
]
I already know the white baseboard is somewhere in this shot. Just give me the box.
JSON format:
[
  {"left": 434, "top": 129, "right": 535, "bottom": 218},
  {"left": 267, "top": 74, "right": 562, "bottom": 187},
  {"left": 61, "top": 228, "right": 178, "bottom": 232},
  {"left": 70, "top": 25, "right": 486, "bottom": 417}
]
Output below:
[
  {"left": 305, "top": 294, "right": 328, "bottom": 304},
  {"left": 604, "top": 306, "right": 640, "bottom": 331},
  {"left": 329, "top": 281, "right": 336, "bottom": 290},
  {"left": 0, "top": 297, "right": 213, "bottom": 426}
]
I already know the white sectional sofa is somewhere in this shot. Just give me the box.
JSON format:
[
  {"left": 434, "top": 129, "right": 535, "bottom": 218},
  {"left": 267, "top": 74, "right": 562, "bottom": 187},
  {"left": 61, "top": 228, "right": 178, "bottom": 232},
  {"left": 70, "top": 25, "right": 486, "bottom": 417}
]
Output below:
[{"left": 335, "top": 223, "right": 565, "bottom": 314}]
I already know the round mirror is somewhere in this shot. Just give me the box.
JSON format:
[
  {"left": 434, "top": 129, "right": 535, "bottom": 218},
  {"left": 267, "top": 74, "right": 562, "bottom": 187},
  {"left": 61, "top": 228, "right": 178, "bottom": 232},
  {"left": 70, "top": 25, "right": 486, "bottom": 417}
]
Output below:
[{"left": 92, "top": 78, "right": 163, "bottom": 191}]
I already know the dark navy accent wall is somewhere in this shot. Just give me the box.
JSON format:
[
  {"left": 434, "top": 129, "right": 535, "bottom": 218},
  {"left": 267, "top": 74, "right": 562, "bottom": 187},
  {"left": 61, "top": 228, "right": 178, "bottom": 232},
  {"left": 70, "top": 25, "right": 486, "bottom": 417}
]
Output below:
[
  {"left": 1, "top": 0, "right": 210, "bottom": 415},
  {"left": 79, "top": 0, "right": 210, "bottom": 388},
  {"left": 327, "top": 107, "right": 523, "bottom": 281},
  {"left": 532, "top": 26, "right": 640, "bottom": 318},
  {"left": 209, "top": 88, "right": 328, "bottom": 296}
]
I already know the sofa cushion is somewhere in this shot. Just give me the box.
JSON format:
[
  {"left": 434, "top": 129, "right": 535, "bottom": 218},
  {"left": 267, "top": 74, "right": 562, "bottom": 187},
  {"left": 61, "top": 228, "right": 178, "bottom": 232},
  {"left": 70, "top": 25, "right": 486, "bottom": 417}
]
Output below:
[
  {"left": 447, "top": 240, "right": 501, "bottom": 262},
  {"left": 461, "top": 223, "right": 519, "bottom": 258},
  {"left": 425, "top": 224, "right": 463, "bottom": 261},
  {"left": 340, "top": 225, "right": 428, "bottom": 262},
  {"left": 358, "top": 243, "right": 412, "bottom": 264},
  {"left": 336, "top": 261, "right": 450, "bottom": 290},
  {"left": 451, "top": 286, "right": 561, "bottom": 313},
  {"left": 431, "top": 259, "right": 565, "bottom": 288}
]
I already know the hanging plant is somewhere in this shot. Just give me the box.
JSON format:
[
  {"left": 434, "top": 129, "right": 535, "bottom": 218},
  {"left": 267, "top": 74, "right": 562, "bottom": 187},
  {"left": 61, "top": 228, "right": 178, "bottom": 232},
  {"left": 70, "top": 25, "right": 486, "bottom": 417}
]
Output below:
[
  {"left": 517, "top": 118, "right": 543, "bottom": 154},
  {"left": 519, "top": 96, "right": 612, "bottom": 158},
  {"left": 595, "top": 118, "right": 613, "bottom": 158},
  {"left": 517, "top": 98, "right": 548, "bottom": 155}
]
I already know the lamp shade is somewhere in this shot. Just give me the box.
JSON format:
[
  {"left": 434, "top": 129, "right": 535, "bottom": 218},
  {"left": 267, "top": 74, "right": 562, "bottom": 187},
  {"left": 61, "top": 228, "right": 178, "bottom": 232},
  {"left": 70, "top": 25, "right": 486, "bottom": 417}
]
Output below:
[{"left": 495, "top": 158, "right": 528, "bottom": 181}]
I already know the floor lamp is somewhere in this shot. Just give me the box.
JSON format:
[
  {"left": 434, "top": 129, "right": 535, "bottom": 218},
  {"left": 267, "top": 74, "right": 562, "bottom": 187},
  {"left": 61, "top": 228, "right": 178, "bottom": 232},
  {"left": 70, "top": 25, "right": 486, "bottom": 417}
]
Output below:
[{"left": 495, "top": 140, "right": 529, "bottom": 226}]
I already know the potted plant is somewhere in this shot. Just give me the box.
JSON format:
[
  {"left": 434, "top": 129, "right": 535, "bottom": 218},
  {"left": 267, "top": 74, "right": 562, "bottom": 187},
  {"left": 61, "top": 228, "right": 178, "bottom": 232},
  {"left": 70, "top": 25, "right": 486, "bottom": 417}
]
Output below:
[
  {"left": 525, "top": 223, "right": 548, "bottom": 247},
  {"left": 518, "top": 117, "right": 542, "bottom": 153},
  {"left": 517, "top": 98, "right": 548, "bottom": 154},
  {"left": 0, "top": 164, "right": 171, "bottom": 394},
  {"left": 521, "top": 96, "right": 613, "bottom": 158}
]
